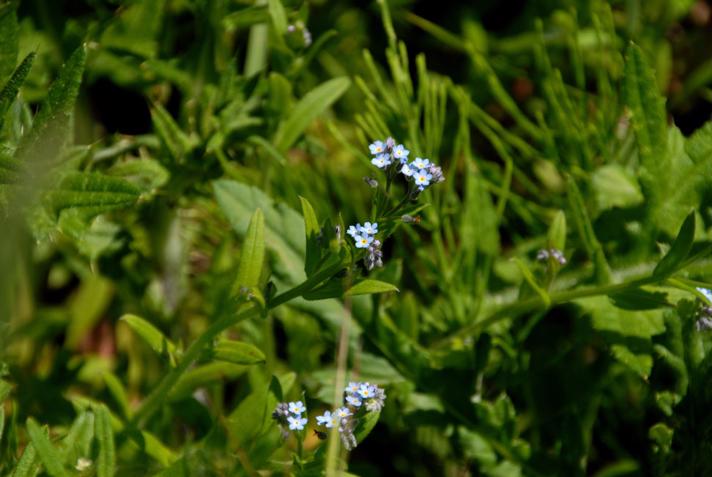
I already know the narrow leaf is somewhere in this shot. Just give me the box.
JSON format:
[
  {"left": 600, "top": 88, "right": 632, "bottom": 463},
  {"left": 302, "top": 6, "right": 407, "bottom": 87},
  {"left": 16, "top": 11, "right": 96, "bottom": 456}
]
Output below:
[
  {"left": 547, "top": 210, "right": 566, "bottom": 251},
  {"left": 211, "top": 340, "right": 266, "bottom": 365},
  {"left": 234, "top": 208, "right": 265, "bottom": 291},
  {"left": 567, "top": 177, "right": 611, "bottom": 283},
  {"left": 267, "top": 0, "right": 287, "bottom": 32},
  {"left": 151, "top": 103, "right": 193, "bottom": 161},
  {"left": 0, "top": 52, "right": 35, "bottom": 119},
  {"left": 120, "top": 314, "right": 177, "bottom": 359},
  {"left": 11, "top": 443, "right": 40, "bottom": 477},
  {"left": 609, "top": 288, "right": 672, "bottom": 310},
  {"left": 273, "top": 77, "right": 351, "bottom": 152},
  {"left": 26, "top": 418, "right": 69, "bottom": 477},
  {"left": 653, "top": 212, "right": 695, "bottom": 278},
  {"left": 513, "top": 258, "right": 551, "bottom": 307},
  {"left": 300, "top": 196, "right": 321, "bottom": 275},
  {"left": 346, "top": 279, "right": 399, "bottom": 296},
  {"left": 46, "top": 172, "right": 141, "bottom": 216},
  {"left": 95, "top": 405, "right": 116, "bottom": 477}
]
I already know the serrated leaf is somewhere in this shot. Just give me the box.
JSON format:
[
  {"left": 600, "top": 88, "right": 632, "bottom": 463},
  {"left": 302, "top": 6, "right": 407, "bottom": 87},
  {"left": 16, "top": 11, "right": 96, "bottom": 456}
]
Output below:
[
  {"left": 346, "top": 279, "right": 399, "bottom": 296},
  {"left": 300, "top": 196, "right": 321, "bottom": 275},
  {"left": 95, "top": 405, "right": 116, "bottom": 477},
  {"left": 210, "top": 340, "right": 266, "bottom": 365},
  {"left": 653, "top": 212, "right": 695, "bottom": 278},
  {"left": 273, "top": 77, "right": 350, "bottom": 152},
  {"left": 46, "top": 172, "right": 141, "bottom": 217},
  {"left": 120, "top": 314, "right": 177, "bottom": 360},
  {"left": 235, "top": 209, "right": 265, "bottom": 293},
  {"left": 686, "top": 119, "right": 712, "bottom": 163},
  {"left": 609, "top": 288, "right": 672, "bottom": 310},
  {"left": 25, "top": 418, "right": 69, "bottom": 477}
]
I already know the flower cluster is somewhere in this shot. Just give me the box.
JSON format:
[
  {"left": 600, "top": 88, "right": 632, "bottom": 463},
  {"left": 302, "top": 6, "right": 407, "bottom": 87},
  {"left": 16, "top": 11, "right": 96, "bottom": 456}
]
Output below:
[
  {"left": 272, "top": 400, "right": 308, "bottom": 439},
  {"left": 347, "top": 222, "right": 383, "bottom": 270},
  {"left": 696, "top": 287, "right": 712, "bottom": 331},
  {"left": 368, "top": 138, "right": 444, "bottom": 192},
  {"left": 315, "top": 381, "right": 387, "bottom": 451},
  {"left": 536, "top": 248, "right": 567, "bottom": 265}
]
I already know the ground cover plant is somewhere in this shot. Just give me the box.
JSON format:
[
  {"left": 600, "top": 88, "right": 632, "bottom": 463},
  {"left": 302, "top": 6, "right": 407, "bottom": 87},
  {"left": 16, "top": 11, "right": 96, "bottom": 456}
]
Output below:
[{"left": 3, "top": 0, "right": 712, "bottom": 475}]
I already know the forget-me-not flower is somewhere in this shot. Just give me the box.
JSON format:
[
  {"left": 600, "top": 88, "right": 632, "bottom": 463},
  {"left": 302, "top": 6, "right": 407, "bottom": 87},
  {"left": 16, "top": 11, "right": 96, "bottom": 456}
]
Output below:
[
  {"left": 371, "top": 153, "right": 392, "bottom": 169},
  {"left": 400, "top": 163, "right": 414, "bottom": 177},
  {"left": 369, "top": 140, "right": 386, "bottom": 155},
  {"left": 360, "top": 222, "right": 378, "bottom": 235},
  {"left": 354, "top": 234, "right": 374, "bottom": 249},
  {"left": 316, "top": 411, "right": 337, "bottom": 428},
  {"left": 335, "top": 407, "right": 352, "bottom": 419},
  {"left": 287, "top": 416, "right": 308, "bottom": 430},
  {"left": 698, "top": 287, "right": 712, "bottom": 303},
  {"left": 393, "top": 144, "right": 410, "bottom": 162},
  {"left": 345, "top": 395, "right": 362, "bottom": 407},
  {"left": 414, "top": 169, "right": 433, "bottom": 190},
  {"left": 411, "top": 157, "right": 431, "bottom": 169},
  {"left": 346, "top": 225, "right": 359, "bottom": 238},
  {"left": 288, "top": 401, "right": 306, "bottom": 415},
  {"left": 358, "top": 383, "right": 374, "bottom": 399}
]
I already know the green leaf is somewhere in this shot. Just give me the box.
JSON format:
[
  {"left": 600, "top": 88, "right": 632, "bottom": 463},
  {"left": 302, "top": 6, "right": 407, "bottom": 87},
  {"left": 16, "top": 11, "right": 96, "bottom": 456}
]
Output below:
[
  {"left": 120, "top": 314, "right": 177, "bottom": 361},
  {"left": 299, "top": 196, "right": 321, "bottom": 275},
  {"left": 66, "top": 276, "right": 113, "bottom": 349},
  {"left": 547, "top": 210, "right": 566, "bottom": 251},
  {"left": 273, "top": 77, "right": 351, "bottom": 152},
  {"left": 590, "top": 164, "right": 644, "bottom": 212},
  {"left": 169, "top": 362, "right": 249, "bottom": 401},
  {"left": 95, "top": 405, "right": 116, "bottom": 477},
  {"left": 354, "top": 410, "right": 381, "bottom": 444},
  {"left": 649, "top": 423, "right": 674, "bottom": 453},
  {"left": 46, "top": 172, "right": 141, "bottom": 217},
  {"left": 267, "top": 0, "right": 287, "bottom": 32},
  {"left": 11, "top": 443, "right": 40, "bottom": 477},
  {"left": 60, "top": 411, "right": 94, "bottom": 467},
  {"left": 210, "top": 340, "right": 266, "bottom": 365},
  {"left": 567, "top": 177, "right": 611, "bottom": 284},
  {"left": 346, "top": 279, "right": 399, "bottom": 296},
  {"left": 685, "top": 119, "right": 712, "bottom": 163},
  {"left": 213, "top": 179, "right": 305, "bottom": 287},
  {"left": 0, "top": 3, "right": 18, "bottom": 81},
  {"left": 234, "top": 209, "right": 266, "bottom": 292},
  {"left": 0, "top": 52, "right": 35, "bottom": 120},
  {"left": 622, "top": 42, "right": 667, "bottom": 164},
  {"left": 653, "top": 212, "right": 695, "bottom": 278},
  {"left": 25, "top": 418, "right": 69, "bottom": 477},
  {"left": 513, "top": 258, "right": 550, "bottom": 307},
  {"left": 223, "top": 6, "right": 269, "bottom": 30},
  {"left": 609, "top": 288, "right": 672, "bottom": 310},
  {"left": 33, "top": 45, "right": 87, "bottom": 133},
  {"left": 151, "top": 103, "right": 194, "bottom": 161}
]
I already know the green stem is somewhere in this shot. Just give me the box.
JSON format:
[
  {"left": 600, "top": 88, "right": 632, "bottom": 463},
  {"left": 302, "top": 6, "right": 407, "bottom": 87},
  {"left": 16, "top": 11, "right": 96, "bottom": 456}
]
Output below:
[{"left": 433, "top": 274, "right": 661, "bottom": 349}]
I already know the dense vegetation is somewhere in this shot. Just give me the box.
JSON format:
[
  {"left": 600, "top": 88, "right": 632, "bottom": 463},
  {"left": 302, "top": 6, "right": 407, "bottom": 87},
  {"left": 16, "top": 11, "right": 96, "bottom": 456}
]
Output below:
[{"left": 3, "top": 0, "right": 712, "bottom": 475}]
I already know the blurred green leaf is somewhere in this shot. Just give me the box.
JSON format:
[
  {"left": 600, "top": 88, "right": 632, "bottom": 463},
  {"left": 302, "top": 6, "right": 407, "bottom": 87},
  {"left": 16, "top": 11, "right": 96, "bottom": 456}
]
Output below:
[
  {"left": 591, "top": 164, "right": 644, "bottom": 212},
  {"left": 0, "top": 52, "right": 34, "bottom": 122},
  {"left": 346, "top": 279, "right": 399, "bottom": 296},
  {"left": 0, "top": 2, "right": 18, "bottom": 81},
  {"left": 95, "top": 405, "right": 115, "bottom": 477},
  {"left": 25, "top": 418, "right": 69, "bottom": 477},
  {"left": 609, "top": 288, "right": 672, "bottom": 310},
  {"left": 300, "top": 196, "right": 321, "bottom": 275},
  {"left": 46, "top": 172, "right": 141, "bottom": 217},
  {"left": 120, "top": 314, "right": 177, "bottom": 361},
  {"left": 234, "top": 208, "right": 266, "bottom": 292},
  {"left": 210, "top": 340, "right": 266, "bottom": 365},
  {"left": 653, "top": 212, "right": 695, "bottom": 278}
]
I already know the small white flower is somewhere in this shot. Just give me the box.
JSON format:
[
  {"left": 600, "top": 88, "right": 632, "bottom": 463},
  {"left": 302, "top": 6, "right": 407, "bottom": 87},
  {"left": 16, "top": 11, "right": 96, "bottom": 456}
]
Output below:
[{"left": 288, "top": 401, "right": 306, "bottom": 415}]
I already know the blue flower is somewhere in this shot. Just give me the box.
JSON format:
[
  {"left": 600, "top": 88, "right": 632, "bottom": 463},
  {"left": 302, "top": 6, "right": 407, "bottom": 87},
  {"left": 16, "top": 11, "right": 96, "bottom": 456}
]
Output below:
[
  {"left": 288, "top": 401, "right": 306, "bottom": 415},
  {"left": 357, "top": 383, "right": 375, "bottom": 399},
  {"left": 316, "top": 411, "right": 337, "bottom": 428},
  {"left": 393, "top": 144, "right": 410, "bottom": 162},
  {"left": 335, "top": 407, "right": 352, "bottom": 419},
  {"left": 414, "top": 169, "right": 433, "bottom": 190},
  {"left": 360, "top": 222, "right": 378, "bottom": 235},
  {"left": 346, "top": 225, "right": 359, "bottom": 238},
  {"left": 345, "top": 395, "right": 362, "bottom": 407},
  {"left": 345, "top": 382, "right": 360, "bottom": 394},
  {"left": 287, "top": 416, "right": 308, "bottom": 430},
  {"left": 369, "top": 140, "right": 386, "bottom": 155},
  {"left": 698, "top": 287, "right": 712, "bottom": 304},
  {"left": 411, "top": 157, "right": 431, "bottom": 169},
  {"left": 371, "top": 153, "right": 392, "bottom": 169},
  {"left": 400, "top": 163, "right": 414, "bottom": 177},
  {"left": 353, "top": 233, "right": 374, "bottom": 249}
]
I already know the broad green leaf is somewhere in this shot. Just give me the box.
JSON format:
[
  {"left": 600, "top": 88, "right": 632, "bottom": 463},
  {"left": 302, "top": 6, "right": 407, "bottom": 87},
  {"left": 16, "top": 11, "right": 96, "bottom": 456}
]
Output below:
[
  {"left": 26, "top": 418, "right": 70, "bottom": 477},
  {"left": 577, "top": 296, "right": 665, "bottom": 378},
  {"left": 567, "top": 177, "right": 611, "bottom": 284},
  {"left": 227, "top": 373, "right": 281, "bottom": 449},
  {"left": 300, "top": 196, "right": 321, "bottom": 275},
  {"left": 234, "top": 209, "right": 265, "bottom": 292},
  {"left": 120, "top": 314, "right": 177, "bottom": 360},
  {"left": 11, "top": 443, "right": 41, "bottom": 477},
  {"left": 213, "top": 179, "right": 305, "bottom": 287},
  {"left": 66, "top": 276, "right": 114, "bottom": 348},
  {"left": 0, "top": 3, "right": 18, "bottom": 81},
  {"left": 354, "top": 410, "right": 380, "bottom": 444},
  {"left": 210, "top": 339, "right": 266, "bottom": 365},
  {"left": 46, "top": 172, "right": 141, "bottom": 217},
  {"left": 0, "top": 52, "right": 34, "bottom": 120},
  {"left": 346, "top": 279, "right": 399, "bottom": 296},
  {"left": 547, "top": 210, "right": 566, "bottom": 251},
  {"left": 591, "top": 164, "right": 644, "bottom": 212},
  {"left": 273, "top": 77, "right": 351, "bottom": 152},
  {"left": 686, "top": 120, "right": 712, "bottom": 163},
  {"left": 95, "top": 405, "right": 116, "bottom": 477},
  {"left": 609, "top": 288, "right": 672, "bottom": 310},
  {"left": 653, "top": 212, "right": 695, "bottom": 278},
  {"left": 622, "top": 43, "right": 667, "bottom": 164}
]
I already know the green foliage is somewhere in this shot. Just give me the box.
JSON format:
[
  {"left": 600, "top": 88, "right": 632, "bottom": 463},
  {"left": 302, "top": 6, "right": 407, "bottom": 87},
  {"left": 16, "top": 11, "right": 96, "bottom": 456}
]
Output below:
[{"left": 3, "top": 0, "right": 712, "bottom": 476}]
